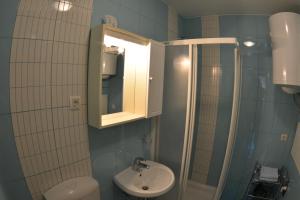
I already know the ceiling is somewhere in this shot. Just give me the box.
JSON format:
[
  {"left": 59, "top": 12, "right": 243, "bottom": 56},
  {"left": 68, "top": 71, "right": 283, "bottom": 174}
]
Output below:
[{"left": 163, "top": 0, "right": 300, "bottom": 17}]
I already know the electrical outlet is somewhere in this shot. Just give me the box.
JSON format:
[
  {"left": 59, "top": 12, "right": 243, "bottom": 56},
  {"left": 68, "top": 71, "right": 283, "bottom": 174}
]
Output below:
[
  {"left": 70, "top": 96, "right": 81, "bottom": 110},
  {"left": 280, "top": 133, "right": 288, "bottom": 142}
]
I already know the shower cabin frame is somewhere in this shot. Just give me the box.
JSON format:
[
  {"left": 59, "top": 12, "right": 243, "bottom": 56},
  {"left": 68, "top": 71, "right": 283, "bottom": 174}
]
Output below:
[{"left": 163, "top": 38, "right": 241, "bottom": 200}]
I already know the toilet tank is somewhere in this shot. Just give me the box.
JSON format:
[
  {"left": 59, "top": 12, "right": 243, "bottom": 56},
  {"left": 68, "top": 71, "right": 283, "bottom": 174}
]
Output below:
[
  {"left": 43, "top": 177, "right": 100, "bottom": 200},
  {"left": 269, "top": 12, "right": 300, "bottom": 93}
]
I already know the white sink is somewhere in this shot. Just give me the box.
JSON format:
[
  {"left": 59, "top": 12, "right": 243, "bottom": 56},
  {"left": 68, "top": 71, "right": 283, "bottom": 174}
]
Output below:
[{"left": 113, "top": 160, "right": 175, "bottom": 198}]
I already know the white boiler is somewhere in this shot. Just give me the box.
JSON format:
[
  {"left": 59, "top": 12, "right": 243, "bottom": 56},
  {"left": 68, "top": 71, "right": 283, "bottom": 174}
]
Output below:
[{"left": 269, "top": 12, "right": 300, "bottom": 94}]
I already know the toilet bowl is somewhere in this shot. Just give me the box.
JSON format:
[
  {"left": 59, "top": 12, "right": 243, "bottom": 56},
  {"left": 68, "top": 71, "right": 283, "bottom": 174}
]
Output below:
[{"left": 43, "top": 176, "right": 100, "bottom": 200}]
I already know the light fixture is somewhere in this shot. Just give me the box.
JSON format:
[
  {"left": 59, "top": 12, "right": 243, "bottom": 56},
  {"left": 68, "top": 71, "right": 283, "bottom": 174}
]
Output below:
[
  {"left": 118, "top": 47, "right": 125, "bottom": 54},
  {"left": 181, "top": 57, "right": 190, "bottom": 67},
  {"left": 53, "top": 0, "right": 73, "bottom": 12},
  {"left": 243, "top": 40, "right": 255, "bottom": 47},
  {"left": 174, "top": 56, "right": 190, "bottom": 72}
]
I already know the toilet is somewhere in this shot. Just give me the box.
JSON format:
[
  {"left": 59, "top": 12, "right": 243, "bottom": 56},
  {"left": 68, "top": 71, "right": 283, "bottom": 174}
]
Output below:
[{"left": 43, "top": 176, "right": 100, "bottom": 200}]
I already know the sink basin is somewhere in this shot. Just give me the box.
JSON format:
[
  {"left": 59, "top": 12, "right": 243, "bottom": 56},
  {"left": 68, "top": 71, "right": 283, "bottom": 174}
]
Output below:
[{"left": 113, "top": 160, "right": 175, "bottom": 198}]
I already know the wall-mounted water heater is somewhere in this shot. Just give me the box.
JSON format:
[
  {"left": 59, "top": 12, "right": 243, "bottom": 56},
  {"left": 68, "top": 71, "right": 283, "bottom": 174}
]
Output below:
[{"left": 269, "top": 12, "right": 300, "bottom": 94}]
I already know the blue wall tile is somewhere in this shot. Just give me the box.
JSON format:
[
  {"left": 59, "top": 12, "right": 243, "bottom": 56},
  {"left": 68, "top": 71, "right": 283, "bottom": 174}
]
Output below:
[
  {"left": 138, "top": 15, "right": 156, "bottom": 39},
  {"left": 0, "top": 1, "right": 32, "bottom": 199},
  {"left": 241, "top": 64, "right": 259, "bottom": 101},
  {"left": 155, "top": 1, "right": 168, "bottom": 24},
  {"left": 1, "top": 179, "right": 32, "bottom": 200},
  {"left": 0, "top": 114, "right": 32, "bottom": 200},
  {"left": 0, "top": 0, "right": 19, "bottom": 37},
  {"left": 207, "top": 100, "right": 232, "bottom": 186},
  {"left": 219, "top": 68, "right": 234, "bottom": 98},
  {"left": 181, "top": 17, "right": 201, "bottom": 39},
  {"left": 121, "top": 0, "right": 141, "bottom": 13},
  {"left": 89, "top": 119, "right": 152, "bottom": 200},
  {"left": 237, "top": 16, "right": 257, "bottom": 37},
  {"left": 0, "top": 115, "right": 24, "bottom": 182},
  {"left": 285, "top": 155, "right": 300, "bottom": 200},
  {"left": 0, "top": 0, "right": 168, "bottom": 200},
  {"left": 155, "top": 22, "right": 168, "bottom": 41},
  {"left": 219, "top": 15, "right": 238, "bottom": 37},
  {"left": 91, "top": 0, "right": 168, "bottom": 42},
  {"left": 256, "top": 101, "right": 275, "bottom": 133},
  {"left": 0, "top": 182, "right": 8, "bottom": 200},
  {"left": 139, "top": 0, "right": 159, "bottom": 20},
  {"left": 220, "top": 46, "right": 235, "bottom": 67},
  {"left": 256, "top": 15, "right": 270, "bottom": 37},
  {"left": 90, "top": 1, "right": 168, "bottom": 198},
  {"left": 91, "top": 0, "right": 121, "bottom": 26},
  {"left": 181, "top": 15, "right": 299, "bottom": 199},
  {"left": 218, "top": 15, "right": 299, "bottom": 199},
  {"left": 117, "top": 7, "right": 140, "bottom": 34},
  {"left": 178, "top": 15, "right": 184, "bottom": 38},
  {"left": 0, "top": 38, "right": 12, "bottom": 114},
  {"left": 93, "top": 151, "right": 118, "bottom": 187}
]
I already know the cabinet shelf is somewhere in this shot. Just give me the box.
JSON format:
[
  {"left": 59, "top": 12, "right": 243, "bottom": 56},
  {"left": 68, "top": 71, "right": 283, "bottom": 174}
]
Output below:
[{"left": 101, "top": 112, "right": 144, "bottom": 128}]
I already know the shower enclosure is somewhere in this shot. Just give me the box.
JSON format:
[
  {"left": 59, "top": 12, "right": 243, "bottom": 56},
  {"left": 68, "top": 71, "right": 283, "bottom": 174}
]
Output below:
[{"left": 157, "top": 38, "right": 240, "bottom": 200}]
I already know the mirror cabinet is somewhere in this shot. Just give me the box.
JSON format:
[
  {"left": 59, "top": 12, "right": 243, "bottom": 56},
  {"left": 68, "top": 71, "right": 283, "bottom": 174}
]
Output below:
[{"left": 88, "top": 25, "right": 165, "bottom": 129}]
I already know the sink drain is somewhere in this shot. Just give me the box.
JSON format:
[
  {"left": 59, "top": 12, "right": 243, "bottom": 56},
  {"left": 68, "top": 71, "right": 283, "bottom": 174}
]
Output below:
[{"left": 142, "top": 186, "right": 149, "bottom": 190}]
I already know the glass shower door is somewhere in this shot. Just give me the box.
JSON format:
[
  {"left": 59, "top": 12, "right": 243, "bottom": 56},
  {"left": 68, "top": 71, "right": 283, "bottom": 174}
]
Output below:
[
  {"left": 184, "top": 44, "right": 236, "bottom": 200},
  {"left": 157, "top": 40, "right": 240, "bottom": 200},
  {"left": 158, "top": 45, "right": 191, "bottom": 200}
]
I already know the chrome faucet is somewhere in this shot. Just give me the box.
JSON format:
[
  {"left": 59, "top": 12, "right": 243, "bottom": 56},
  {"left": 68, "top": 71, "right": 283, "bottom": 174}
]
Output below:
[{"left": 132, "top": 157, "right": 150, "bottom": 172}]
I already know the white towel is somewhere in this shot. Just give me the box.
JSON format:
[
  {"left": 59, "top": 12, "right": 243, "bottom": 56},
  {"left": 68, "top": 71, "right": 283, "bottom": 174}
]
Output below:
[{"left": 260, "top": 166, "right": 278, "bottom": 182}]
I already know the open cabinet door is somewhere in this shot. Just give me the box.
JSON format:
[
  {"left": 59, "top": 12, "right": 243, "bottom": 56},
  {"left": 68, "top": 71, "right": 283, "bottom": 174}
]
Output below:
[{"left": 146, "top": 40, "right": 166, "bottom": 118}]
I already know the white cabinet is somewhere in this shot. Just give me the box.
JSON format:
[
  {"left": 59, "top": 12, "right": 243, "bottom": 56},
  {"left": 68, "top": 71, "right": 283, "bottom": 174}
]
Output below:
[
  {"left": 88, "top": 25, "right": 165, "bottom": 129},
  {"left": 292, "top": 123, "right": 300, "bottom": 173},
  {"left": 146, "top": 40, "right": 165, "bottom": 118}
]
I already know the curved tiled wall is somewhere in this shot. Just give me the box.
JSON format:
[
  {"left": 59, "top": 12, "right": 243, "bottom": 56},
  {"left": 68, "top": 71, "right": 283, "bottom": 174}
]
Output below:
[{"left": 9, "top": 0, "right": 93, "bottom": 199}]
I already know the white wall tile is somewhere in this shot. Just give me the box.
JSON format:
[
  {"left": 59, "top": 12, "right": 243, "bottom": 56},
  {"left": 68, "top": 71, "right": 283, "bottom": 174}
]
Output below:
[
  {"left": 10, "top": 0, "right": 93, "bottom": 199},
  {"left": 191, "top": 16, "right": 221, "bottom": 184},
  {"left": 17, "top": 112, "right": 25, "bottom": 135},
  {"left": 10, "top": 89, "right": 17, "bottom": 113},
  {"left": 15, "top": 88, "right": 22, "bottom": 111}
]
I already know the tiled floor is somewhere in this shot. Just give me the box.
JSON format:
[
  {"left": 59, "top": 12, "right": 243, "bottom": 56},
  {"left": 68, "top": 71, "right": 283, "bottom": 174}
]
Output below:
[{"left": 183, "top": 180, "right": 216, "bottom": 200}]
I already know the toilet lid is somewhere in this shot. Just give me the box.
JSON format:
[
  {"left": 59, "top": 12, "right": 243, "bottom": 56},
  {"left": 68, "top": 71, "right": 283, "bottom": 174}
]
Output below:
[{"left": 44, "top": 177, "right": 99, "bottom": 200}]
